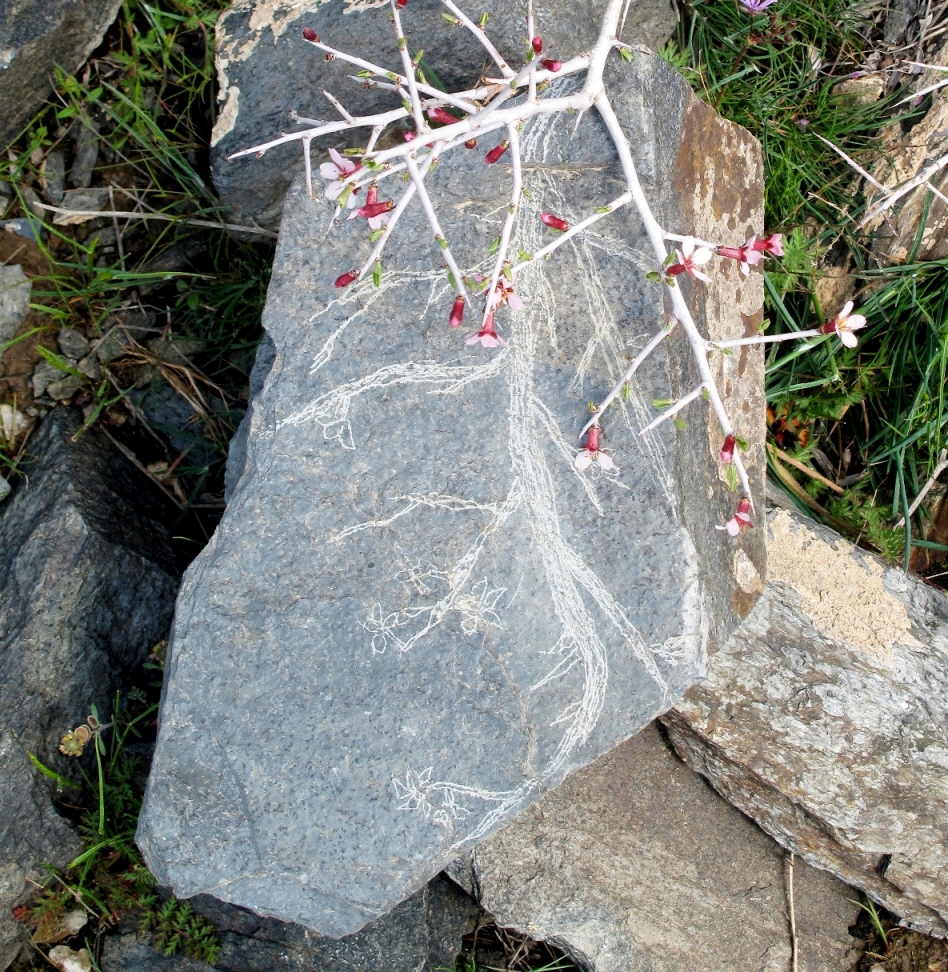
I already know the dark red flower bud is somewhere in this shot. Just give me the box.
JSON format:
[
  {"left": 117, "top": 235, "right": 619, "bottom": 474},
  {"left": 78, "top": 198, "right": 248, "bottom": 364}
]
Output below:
[
  {"left": 717, "top": 246, "right": 746, "bottom": 261},
  {"left": 531, "top": 36, "right": 543, "bottom": 54},
  {"left": 449, "top": 296, "right": 465, "bottom": 328},
  {"left": 396, "top": 0, "right": 408, "bottom": 7},
  {"left": 366, "top": 183, "right": 379, "bottom": 206},
  {"left": 358, "top": 200, "right": 394, "bottom": 218},
  {"left": 721, "top": 434, "right": 736, "bottom": 463},
  {"left": 403, "top": 131, "right": 416, "bottom": 141},
  {"left": 585, "top": 426, "right": 601, "bottom": 452},
  {"left": 464, "top": 138, "right": 477, "bottom": 149},
  {"left": 302, "top": 27, "right": 319, "bottom": 42},
  {"left": 334, "top": 270, "right": 359, "bottom": 288},
  {"left": 541, "top": 58, "right": 561, "bottom": 72},
  {"left": 428, "top": 106, "right": 458, "bottom": 126},
  {"left": 540, "top": 212, "right": 568, "bottom": 232},
  {"left": 485, "top": 141, "right": 509, "bottom": 164},
  {"left": 666, "top": 262, "right": 687, "bottom": 276},
  {"left": 736, "top": 496, "right": 752, "bottom": 523}
]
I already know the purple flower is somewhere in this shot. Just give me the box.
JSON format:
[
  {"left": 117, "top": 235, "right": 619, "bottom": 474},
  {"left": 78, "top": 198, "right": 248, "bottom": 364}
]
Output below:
[{"left": 739, "top": 0, "right": 778, "bottom": 13}]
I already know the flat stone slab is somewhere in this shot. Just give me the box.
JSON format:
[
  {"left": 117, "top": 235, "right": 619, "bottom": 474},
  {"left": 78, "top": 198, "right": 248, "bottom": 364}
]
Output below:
[
  {"left": 456, "top": 724, "right": 858, "bottom": 972},
  {"left": 663, "top": 507, "right": 948, "bottom": 937},
  {"left": 211, "top": 0, "right": 676, "bottom": 228},
  {"left": 140, "top": 54, "right": 766, "bottom": 936}
]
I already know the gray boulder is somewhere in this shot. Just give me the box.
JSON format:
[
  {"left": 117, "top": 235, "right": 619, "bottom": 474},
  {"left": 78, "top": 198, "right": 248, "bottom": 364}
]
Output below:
[
  {"left": 0, "top": 408, "right": 181, "bottom": 970},
  {"left": 457, "top": 724, "right": 859, "bottom": 972},
  {"left": 0, "top": 0, "right": 123, "bottom": 148},
  {"left": 139, "top": 52, "right": 769, "bottom": 937},
  {"left": 211, "top": 0, "right": 676, "bottom": 229},
  {"left": 663, "top": 506, "right": 948, "bottom": 937},
  {"left": 0, "top": 263, "right": 30, "bottom": 346}
]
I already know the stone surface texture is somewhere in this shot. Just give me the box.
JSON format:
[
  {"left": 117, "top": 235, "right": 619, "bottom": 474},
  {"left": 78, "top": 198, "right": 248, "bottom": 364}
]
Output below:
[
  {"left": 210, "top": 0, "right": 676, "bottom": 229},
  {"left": 139, "top": 54, "right": 766, "bottom": 936},
  {"left": 0, "top": 0, "right": 123, "bottom": 148},
  {"left": 102, "top": 874, "right": 479, "bottom": 972},
  {"left": 0, "top": 408, "right": 181, "bottom": 971},
  {"left": 0, "top": 264, "right": 30, "bottom": 345},
  {"left": 663, "top": 507, "right": 948, "bottom": 937},
  {"left": 456, "top": 724, "right": 858, "bottom": 972}
]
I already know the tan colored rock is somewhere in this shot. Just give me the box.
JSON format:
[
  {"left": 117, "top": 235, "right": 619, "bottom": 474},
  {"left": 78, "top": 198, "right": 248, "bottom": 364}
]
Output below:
[{"left": 663, "top": 507, "right": 948, "bottom": 937}]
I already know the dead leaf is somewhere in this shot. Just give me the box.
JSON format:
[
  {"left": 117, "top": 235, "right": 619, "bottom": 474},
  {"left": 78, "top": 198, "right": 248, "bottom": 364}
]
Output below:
[{"left": 34, "top": 909, "right": 88, "bottom": 945}]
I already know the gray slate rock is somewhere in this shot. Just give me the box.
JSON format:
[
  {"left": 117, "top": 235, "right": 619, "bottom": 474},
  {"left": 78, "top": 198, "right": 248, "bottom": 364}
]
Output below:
[
  {"left": 0, "top": 0, "right": 123, "bottom": 148},
  {"left": 0, "top": 263, "right": 31, "bottom": 345},
  {"left": 663, "top": 507, "right": 948, "bottom": 937},
  {"left": 101, "top": 874, "right": 480, "bottom": 972},
  {"left": 40, "top": 149, "right": 66, "bottom": 205},
  {"left": 0, "top": 730, "right": 82, "bottom": 972},
  {"left": 457, "top": 724, "right": 859, "bottom": 972},
  {"left": 0, "top": 407, "right": 181, "bottom": 971},
  {"left": 211, "top": 0, "right": 676, "bottom": 229},
  {"left": 68, "top": 118, "right": 100, "bottom": 189},
  {"left": 140, "top": 52, "right": 768, "bottom": 937}
]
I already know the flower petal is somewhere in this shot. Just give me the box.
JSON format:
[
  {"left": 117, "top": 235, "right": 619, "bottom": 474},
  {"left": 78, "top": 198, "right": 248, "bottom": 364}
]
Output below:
[
  {"left": 574, "top": 451, "right": 592, "bottom": 470},
  {"left": 482, "top": 335, "right": 499, "bottom": 347},
  {"left": 845, "top": 314, "right": 866, "bottom": 330},
  {"left": 325, "top": 180, "right": 345, "bottom": 200},
  {"left": 839, "top": 300, "right": 854, "bottom": 319},
  {"left": 465, "top": 334, "right": 480, "bottom": 345},
  {"left": 691, "top": 247, "right": 713, "bottom": 265},
  {"left": 507, "top": 292, "right": 524, "bottom": 310},
  {"left": 726, "top": 517, "right": 740, "bottom": 536},
  {"left": 840, "top": 329, "right": 859, "bottom": 348},
  {"left": 691, "top": 268, "right": 712, "bottom": 283},
  {"left": 328, "top": 147, "right": 347, "bottom": 169},
  {"left": 597, "top": 453, "right": 615, "bottom": 470},
  {"left": 319, "top": 162, "right": 341, "bottom": 180},
  {"left": 682, "top": 237, "right": 696, "bottom": 257}
]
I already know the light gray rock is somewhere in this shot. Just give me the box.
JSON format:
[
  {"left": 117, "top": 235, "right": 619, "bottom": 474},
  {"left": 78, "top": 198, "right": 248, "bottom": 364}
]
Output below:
[
  {"left": 32, "top": 359, "right": 68, "bottom": 398},
  {"left": 40, "top": 150, "right": 66, "bottom": 205},
  {"left": 0, "top": 263, "right": 31, "bottom": 346},
  {"left": 68, "top": 118, "right": 100, "bottom": 189},
  {"left": 662, "top": 507, "right": 948, "bottom": 937},
  {"left": 0, "top": 0, "right": 123, "bottom": 148},
  {"left": 58, "top": 328, "right": 91, "bottom": 360},
  {"left": 210, "top": 0, "right": 676, "bottom": 229},
  {"left": 52, "top": 187, "right": 112, "bottom": 225},
  {"left": 140, "top": 53, "right": 768, "bottom": 937},
  {"left": 458, "top": 724, "right": 858, "bottom": 972}
]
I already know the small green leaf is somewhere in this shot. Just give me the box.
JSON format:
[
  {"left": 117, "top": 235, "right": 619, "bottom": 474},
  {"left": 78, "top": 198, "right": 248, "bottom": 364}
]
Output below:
[
  {"left": 619, "top": 46, "right": 633, "bottom": 62},
  {"left": 736, "top": 436, "right": 748, "bottom": 451},
  {"left": 417, "top": 69, "right": 427, "bottom": 85},
  {"left": 343, "top": 147, "right": 361, "bottom": 155},
  {"left": 441, "top": 12, "right": 461, "bottom": 23},
  {"left": 357, "top": 69, "right": 373, "bottom": 78},
  {"left": 663, "top": 252, "right": 677, "bottom": 267},
  {"left": 479, "top": 11, "right": 489, "bottom": 27},
  {"left": 436, "top": 235, "right": 448, "bottom": 249},
  {"left": 372, "top": 261, "right": 382, "bottom": 287},
  {"left": 517, "top": 249, "right": 532, "bottom": 262},
  {"left": 726, "top": 464, "right": 738, "bottom": 491},
  {"left": 596, "top": 206, "right": 610, "bottom": 213},
  {"left": 522, "top": 186, "right": 532, "bottom": 199},
  {"left": 488, "top": 236, "right": 501, "bottom": 255},
  {"left": 588, "top": 400, "right": 597, "bottom": 412},
  {"left": 398, "top": 36, "right": 407, "bottom": 51},
  {"left": 369, "top": 228, "right": 386, "bottom": 242},
  {"left": 701, "top": 388, "right": 710, "bottom": 400},
  {"left": 502, "top": 262, "right": 512, "bottom": 280},
  {"left": 645, "top": 270, "right": 661, "bottom": 282},
  {"left": 447, "top": 270, "right": 458, "bottom": 289},
  {"left": 652, "top": 398, "right": 673, "bottom": 408},
  {"left": 673, "top": 417, "right": 687, "bottom": 431},
  {"left": 622, "top": 383, "right": 631, "bottom": 400}
]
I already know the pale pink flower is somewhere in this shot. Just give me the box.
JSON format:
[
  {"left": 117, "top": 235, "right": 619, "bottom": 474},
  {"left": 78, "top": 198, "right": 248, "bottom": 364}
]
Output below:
[
  {"left": 752, "top": 233, "right": 784, "bottom": 257},
  {"left": 466, "top": 312, "right": 508, "bottom": 349},
  {"left": 347, "top": 183, "right": 391, "bottom": 229},
  {"left": 574, "top": 426, "right": 615, "bottom": 472},
  {"left": 495, "top": 280, "right": 523, "bottom": 310},
  {"left": 717, "top": 497, "right": 753, "bottom": 536},
  {"left": 717, "top": 236, "right": 764, "bottom": 276},
  {"left": 820, "top": 300, "right": 867, "bottom": 348},
  {"left": 320, "top": 147, "right": 361, "bottom": 208},
  {"left": 667, "top": 237, "right": 713, "bottom": 283}
]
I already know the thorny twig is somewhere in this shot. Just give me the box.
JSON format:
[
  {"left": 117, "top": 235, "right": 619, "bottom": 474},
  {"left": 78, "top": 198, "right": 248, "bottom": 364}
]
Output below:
[{"left": 232, "top": 0, "right": 857, "bottom": 530}]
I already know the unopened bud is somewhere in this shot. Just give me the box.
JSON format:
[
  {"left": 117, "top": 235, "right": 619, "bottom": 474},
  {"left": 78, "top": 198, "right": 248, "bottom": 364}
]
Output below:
[
  {"left": 485, "top": 140, "right": 509, "bottom": 164},
  {"left": 541, "top": 58, "right": 561, "bottom": 72},
  {"left": 334, "top": 270, "right": 359, "bottom": 288},
  {"left": 396, "top": 0, "right": 408, "bottom": 7},
  {"left": 449, "top": 296, "right": 465, "bottom": 328},
  {"left": 302, "top": 27, "right": 319, "bottom": 42},
  {"left": 359, "top": 200, "right": 394, "bottom": 218},
  {"left": 720, "top": 434, "right": 735, "bottom": 463},
  {"left": 540, "top": 212, "right": 568, "bottom": 232},
  {"left": 403, "top": 131, "right": 416, "bottom": 141},
  {"left": 585, "top": 426, "right": 601, "bottom": 452},
  {"left": 531, "top": 36, "right": 543, "bottom": 53},
  {"left": 464, "top": 138, "right": 477, "bottom": 149},
  {"left": 428, "top": 106, "right": 457, "bottom": 126}
]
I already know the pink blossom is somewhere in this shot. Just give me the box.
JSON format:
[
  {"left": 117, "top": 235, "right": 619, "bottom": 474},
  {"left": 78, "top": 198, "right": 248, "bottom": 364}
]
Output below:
[
  {"left": 751, "top": 233, "right": 784, "bottom": 256},
  {"left": 667, "top": 237, "right": 713, "bottom": 283},
  {"left": 717, "top": 236, "right": 763, "bottom": 276},
  {"left": 575, "top": 425, "right": 615, "bottom": 472},
  {"left": 717, "top": 497, "right": 753, "bottom": 536},
  {"left": 721, "top": 434, "right": 736, "bottom": 464},
  {"left": 320, "top": 147, "right": 361, "bottom": 208},
  {"left": 820, "top": 301, "right": 867, "bottom": 348},
  {"left": 495, "top": 280, "right": 523, "bottom": 310},
  {"left": 739, "top": 0, "right": 778, "bottom": 12},
  {"left": 466, "top": 311, "right": 508, "bottom": 348}
]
